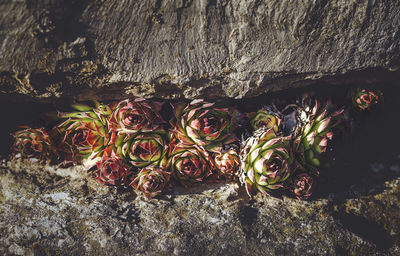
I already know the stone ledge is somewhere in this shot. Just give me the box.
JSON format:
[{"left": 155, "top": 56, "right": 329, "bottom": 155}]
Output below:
[{"left": 1, "top": 158, "right": 399, "bottom": 255}]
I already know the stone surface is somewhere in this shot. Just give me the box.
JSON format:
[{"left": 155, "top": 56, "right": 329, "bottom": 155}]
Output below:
[
  {"left": 1, "top": 0, "right": 399, "bottom": 101},
  {"left": 1, "top": 157, "right": 400, "bottom": 256}
]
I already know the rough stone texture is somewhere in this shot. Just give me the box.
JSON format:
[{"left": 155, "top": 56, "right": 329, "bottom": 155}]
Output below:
[
  {"left": 1, "top": 1, "right": 400, "bottom": 255},
  {"left": 0, "top": 0, "right": 399, "bottom": 101},
  {"left": 1, "top": 157, "right": 400, "bottom": 256}
]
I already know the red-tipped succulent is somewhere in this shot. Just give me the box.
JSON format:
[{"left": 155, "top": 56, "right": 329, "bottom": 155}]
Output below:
[
  {"left": 351, "top": 88, "right": 383, "bottom": 110},
  {"left": 214, "top": 148, "right": 240, "bottom": 178},
  {"left": 130, "top": 166, "right": 170, "bottom": 199},
  {"left": 248, "top": 107, "right": 282, "bottom": 132},
  {"left": 9, "top": 90, "right": 368, "bottom": 201},
  {"left": 240, "top": 128, "right": 294, "bottom": 196},
  {"left": 171, "top": 99, "right": 239, "bottom": 152},
  {"left": 292, "top": 173, "right": 315, "bottom": 200},
  {"left": 94, "top": 155, "right": 131, "bottom": 185},
  {"left": 295, "top": 98, "right": 345, "bottom": 168},
  {"left": 57, "top": 103, "right": 116, "bottom": 164},
  {"left": 117, "top": 132, "right": 168, "bottom": 169},
  {"left": 12, "top": 127, "right": 54, "bottom": 160},
  {"left": 168, "top": 139, "right": 214, "bottom": 183},
  {"left": 109, "top": 98, "right": 165, "bottom": 134}
]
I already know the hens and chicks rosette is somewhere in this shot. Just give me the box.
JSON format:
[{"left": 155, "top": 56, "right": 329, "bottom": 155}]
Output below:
[
  {"left": 11, "top": 127, "right": 55, "bottom": 161},
  {"left": 239, "top": 88, "right": 382, "bottom": 199},
  {"left": 169, "top": 99, "right": 242, "bottom": 183},
  {"left": 240, "top": 95, "right": 347, "bottom": 199},
  {"left": 12, "top": 98, "right": 243, "bottom": 199},
  {"left": 11, "top": 88, "right": 383, "bottom": 200},
  {"left": 57, "top": 98, "right": 169, "bottom": 199},
  {"left": 349, "top": 88, "right": 383, "bottom": 111}
]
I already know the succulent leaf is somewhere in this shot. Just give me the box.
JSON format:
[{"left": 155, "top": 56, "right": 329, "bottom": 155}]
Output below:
[
  {"left": 109, "top": 98, "right": 165, "bottom": 134},
  {"left": 117, "top": 132, "right": 168, "bottom": 169},
  {"left": 12, "top": 126, "right": 55, "bottom": 161},
  {"left": 350, "top": 88, "right": 383, "bottom": 110},
  {"left": 93, "top": 155, "right": 131, "bottom": 185},
  {"left": 240, "top": 128, "right": 294, "bottom": 196},
  {"left": 294, "top": 97, "right": 345, "bottom": 169},
  {"left": 292, "top": 173, "right": 315, "bottom": 200},
  {"left": 130, "top": 166, "right": 170, "bottom": 199},
  {"left": 248, "top": 107, "right": 282, "bottom": 132},
  {"left": 57, "top": 102, "right": 116, "bottom": 165},
  {"left": 168, "top": 138, "right": 214, "bottom": 184},
  {"left": 171, "top": 99, "right": 239, "bottom": 152},
  {"left": 214, "top": 148, "right": 240, "bottom": 178}
]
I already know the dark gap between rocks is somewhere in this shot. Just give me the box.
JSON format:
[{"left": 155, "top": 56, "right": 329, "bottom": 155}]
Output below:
[
  {"left": 1, "top": 81, "right": 399, "bottom": 201},
  {"left": 335, "top": 211, "right": 394, "bottom": 250}
]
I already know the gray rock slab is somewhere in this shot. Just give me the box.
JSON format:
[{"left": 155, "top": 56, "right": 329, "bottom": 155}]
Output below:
[
  {"left": 1, "top": 158, "right": 399, "bottom": 255},
  {"left": 0, "top": 0, "right": 399, "bottom": 101}
]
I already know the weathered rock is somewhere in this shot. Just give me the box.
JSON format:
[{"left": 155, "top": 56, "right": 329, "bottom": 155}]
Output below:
[
  {"left": 1, "top": 0, "right": 399, "bottom": 101},
  {"left": 0, "top": 156, "right": 399, "bottom": 256}
]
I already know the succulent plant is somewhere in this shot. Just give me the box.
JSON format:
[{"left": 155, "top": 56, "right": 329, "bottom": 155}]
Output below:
[
  {"left": 294, "top": 98, "right": 345, "bottom": 168},
  {"left": 171, "top": 99, "right": 238, "bottom": 152},
  {"left": 240, "top": 128, "right": 293, "bottom": 196},
  {"left": 248, "top": 106, "right": 282, "bottom": 132},
  {"left": 12, "top": 127, "right": 54, "bottom": 161},
  {"left": 109, "top": 98, "right": 165, "bottom": 134},
  {"left": 292, "top": 173, "right": 315, "bottom": 200},
  {"left": 214, "top": 148, "right": 240, "bottom": 178},
  {"left": 130, "top": 166, "right": 170, "bottom": 199},
  {"left": 117, "top": 132, "right": 168, "bottom": 169},
  {"left": 350, "top": 88, "right": 383, "bottom": 110},
  {"left": 9, "top": 92, "right": 362, "bottom": 200},
  {"left": 168, "top": 138, "right": 214, "bottom": 183},
  {"left": 57, "top": 103, "right": 116, "bottom": 164},
  {"left": 94, "top": 155, "right": 131, "bottom": 185}
]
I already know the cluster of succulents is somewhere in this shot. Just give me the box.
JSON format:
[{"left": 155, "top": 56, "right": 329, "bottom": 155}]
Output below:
[
  {"left": 169, "top": 99, "right": 242, "bottom": 183},
  {"left": 11, "top": 88, "right": 383, "bottom": 200},
  {"left": 240, "top": 96, "right": 346, "bottom": 199}
]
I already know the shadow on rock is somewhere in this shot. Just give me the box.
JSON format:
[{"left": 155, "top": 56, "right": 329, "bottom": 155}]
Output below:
[
  {"left": 334, "top": 211, "right": 394, "bottom": 251},
  {"left": 315, "top": 84, "right": 400, "bottom": 200}
]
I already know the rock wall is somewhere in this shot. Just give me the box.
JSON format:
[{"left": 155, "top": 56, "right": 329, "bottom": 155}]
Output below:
[
  {"left": 1, "top": 158, "right": 400, "bottom": 256},
  {"left": 0, "top": 0, "right": 399, "bottom": 101}
]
